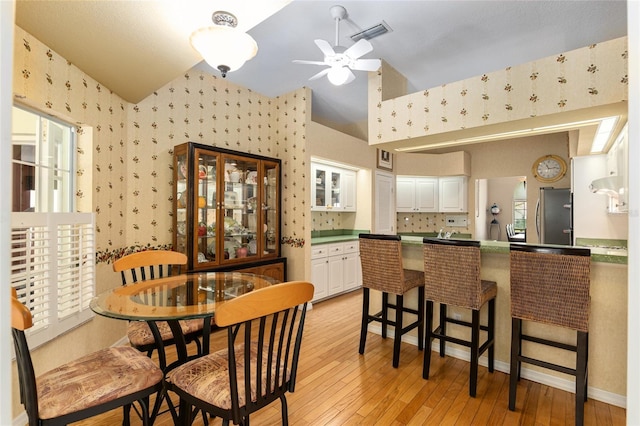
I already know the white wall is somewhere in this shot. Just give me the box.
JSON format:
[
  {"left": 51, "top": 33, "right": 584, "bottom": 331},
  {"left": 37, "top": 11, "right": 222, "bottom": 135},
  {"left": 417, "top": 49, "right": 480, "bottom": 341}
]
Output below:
[
  {"left": 1, "top": 1, "right": 15, "bottom": 425},
  {"left": 626, "top": 0, "right": 639, "bottom": 423}
]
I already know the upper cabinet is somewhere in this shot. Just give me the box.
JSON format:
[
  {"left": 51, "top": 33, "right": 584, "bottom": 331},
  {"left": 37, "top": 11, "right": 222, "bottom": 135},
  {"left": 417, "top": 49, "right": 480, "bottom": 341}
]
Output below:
[
  {"left": 439, "top": 176, "right": 468, "bottom": 212},
  {"left": 173, "top": 142, "right": 282, "bottom": 273},
  {"left": 311, "top": 162, "right": 357, "bottom": 212},
  {"left": 396, "top": 177, "right": 438, "bottom": 212},
  {"left": 397, "top": 176, "right": 468, "bottom": 213}
]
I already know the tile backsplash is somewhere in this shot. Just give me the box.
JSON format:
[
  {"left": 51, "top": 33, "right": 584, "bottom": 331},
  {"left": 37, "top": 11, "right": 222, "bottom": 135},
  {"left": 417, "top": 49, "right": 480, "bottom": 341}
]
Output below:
[
  {"left": 311, "top": 211, "right": 356, "bottom": 232},
  {"left": 397, "top": 213, "right": 470, "bottom": 234}
]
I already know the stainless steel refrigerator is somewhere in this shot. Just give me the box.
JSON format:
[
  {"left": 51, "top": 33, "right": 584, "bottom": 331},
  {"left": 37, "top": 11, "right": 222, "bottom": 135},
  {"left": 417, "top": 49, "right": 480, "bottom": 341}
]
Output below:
[{"left": 536, "top": 187, "right": 573, "bottom": 245}]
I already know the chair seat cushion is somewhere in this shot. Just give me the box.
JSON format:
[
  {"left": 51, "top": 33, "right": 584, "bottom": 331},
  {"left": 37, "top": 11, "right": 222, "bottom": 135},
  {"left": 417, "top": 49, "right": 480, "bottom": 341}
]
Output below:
[
  {"left": 36, "top": 346, "right": 163, "bottom": 420},
  {"left": 167, "top": 343, "right": 288, "bottom": 410},
  {"left": 127, "top": 318, "right": 209, "bottom": 347}
]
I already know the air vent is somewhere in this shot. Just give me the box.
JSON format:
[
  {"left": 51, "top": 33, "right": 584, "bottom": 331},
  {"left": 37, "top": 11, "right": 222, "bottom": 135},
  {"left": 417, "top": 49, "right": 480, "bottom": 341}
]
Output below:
[{"left": 350, "top": 20, "right": 392, "bottom": 42}]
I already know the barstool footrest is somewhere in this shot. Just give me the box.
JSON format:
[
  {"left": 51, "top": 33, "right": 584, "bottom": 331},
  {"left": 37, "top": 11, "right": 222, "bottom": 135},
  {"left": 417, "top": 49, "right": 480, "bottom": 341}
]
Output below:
[
  {"left": 517, "top": 355, "right": 577, "bottom": 376},
  {"left": 521, "top": 334, "right": 577, "bottom": 352}
]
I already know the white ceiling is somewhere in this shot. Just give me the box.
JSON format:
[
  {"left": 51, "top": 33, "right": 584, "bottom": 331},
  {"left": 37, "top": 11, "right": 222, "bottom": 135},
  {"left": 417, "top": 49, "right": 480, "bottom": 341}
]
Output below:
[{"left": 15, "top": 1, "right": 628, "bottom": 132}]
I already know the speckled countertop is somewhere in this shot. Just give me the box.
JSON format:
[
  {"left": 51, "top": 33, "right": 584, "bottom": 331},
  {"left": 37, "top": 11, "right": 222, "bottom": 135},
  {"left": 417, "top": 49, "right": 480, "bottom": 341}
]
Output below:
[
  {"left": 400, "top": 236, "right": 627, "bottom": 265},
  {"left": 310, "top": 232, "right": 626, "bottom": 264}
]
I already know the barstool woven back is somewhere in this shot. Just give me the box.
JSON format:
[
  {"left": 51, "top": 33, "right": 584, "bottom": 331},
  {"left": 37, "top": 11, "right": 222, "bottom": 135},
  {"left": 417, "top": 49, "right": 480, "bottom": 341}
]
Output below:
[
  {"left": 359, "top": 234, "right": 422, "bottom": 295},
  {"left": 423, "top": 238, "right": 488, "bottom": 310},
  {"left": 510, "top": 247, "right": 590, "bottom": 331},
  {"left": 358, "top": 234, "right": 425, "bottom": 368}
]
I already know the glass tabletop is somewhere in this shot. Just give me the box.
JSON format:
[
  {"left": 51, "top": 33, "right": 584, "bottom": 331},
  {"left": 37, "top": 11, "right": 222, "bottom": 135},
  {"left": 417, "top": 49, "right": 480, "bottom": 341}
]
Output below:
[{"left": 90, "top": 272, "right": 278, "bottom": 322}]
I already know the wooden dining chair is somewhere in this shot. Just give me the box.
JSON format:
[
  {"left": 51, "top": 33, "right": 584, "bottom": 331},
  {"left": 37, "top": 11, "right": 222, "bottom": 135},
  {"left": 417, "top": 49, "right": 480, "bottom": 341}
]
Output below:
[
  {"left": 165, "top": 281, "right": 314, "bottom": 426},
  {"left": 112, "top": 250, "right": 206, "bottom": 367},
  {"left": 11, "top": 288, "right": 163, "bottom": 426}
]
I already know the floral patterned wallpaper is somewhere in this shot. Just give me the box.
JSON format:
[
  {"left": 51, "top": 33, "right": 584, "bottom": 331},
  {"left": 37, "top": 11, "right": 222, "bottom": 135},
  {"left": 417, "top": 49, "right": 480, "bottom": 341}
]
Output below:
[
  {"left": 13, "top": 25, "right": 309, "bottom": 267},
  {"left": 370, "top": 37, "right": 628, "bottom": 144}
]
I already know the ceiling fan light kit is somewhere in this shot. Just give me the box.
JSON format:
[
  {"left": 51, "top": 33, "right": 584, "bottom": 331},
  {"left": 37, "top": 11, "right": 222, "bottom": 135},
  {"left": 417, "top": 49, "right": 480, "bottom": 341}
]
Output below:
[
  {"left": 190, "top": 11, "right": 258, "bottom": 78},
  {"left": 293, "top": 4, "right": 382, "bottom": 86}
]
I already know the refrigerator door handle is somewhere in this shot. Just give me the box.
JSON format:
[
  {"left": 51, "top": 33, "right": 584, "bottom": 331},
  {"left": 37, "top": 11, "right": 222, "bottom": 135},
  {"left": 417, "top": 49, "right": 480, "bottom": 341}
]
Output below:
[{"left": 535, "top": 198, "right": 541, "bottom": 242}]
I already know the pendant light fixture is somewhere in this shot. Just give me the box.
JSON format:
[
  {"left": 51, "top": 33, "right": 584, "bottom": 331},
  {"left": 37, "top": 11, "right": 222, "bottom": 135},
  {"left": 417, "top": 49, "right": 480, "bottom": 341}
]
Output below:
[{"left": 190, "top": 11, "right": 258, "bottom": 78}]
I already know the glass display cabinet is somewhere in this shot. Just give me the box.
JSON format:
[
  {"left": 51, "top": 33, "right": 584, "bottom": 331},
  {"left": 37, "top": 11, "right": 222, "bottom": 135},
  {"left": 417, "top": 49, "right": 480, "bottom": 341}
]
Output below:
[{"left": 173, "top": 142, "right": 284, "bottom": 280}]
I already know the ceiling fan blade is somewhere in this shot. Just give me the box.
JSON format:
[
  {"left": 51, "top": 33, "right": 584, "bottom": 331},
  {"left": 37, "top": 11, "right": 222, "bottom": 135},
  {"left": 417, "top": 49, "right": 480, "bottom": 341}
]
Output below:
[
  {"left": 343, "top": 68, "right": 356, "bottom": 84},
  {"left": 293, "top": 60, "right": 329, "bottom": 66},
  {"left": 344, "top": 39, "right": 373, "bottom": 60},
  {"left": 314, "top": 39, "right": 336, "bottom": 57},
  {"left": 351, "top": 58, "right": 382, "bottom": 72},
  {"left": 309, "top": 68, "right": 331, "bottom": 81}
]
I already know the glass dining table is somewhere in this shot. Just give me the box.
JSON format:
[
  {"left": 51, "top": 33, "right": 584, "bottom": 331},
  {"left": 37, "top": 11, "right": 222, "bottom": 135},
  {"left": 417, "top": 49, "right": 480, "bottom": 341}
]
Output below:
[{"left": 90, "top": 271, "right": 279, "bottom": 370}]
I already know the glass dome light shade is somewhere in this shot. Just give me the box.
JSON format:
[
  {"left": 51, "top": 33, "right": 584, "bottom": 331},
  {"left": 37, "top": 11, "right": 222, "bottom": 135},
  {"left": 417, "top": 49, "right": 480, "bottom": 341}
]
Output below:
[
  {"left": 327, "top": 66, "right": 351, "bottom": 85},
  {"left": 190, "top": 26, "right": 258, "bottom": 74}
]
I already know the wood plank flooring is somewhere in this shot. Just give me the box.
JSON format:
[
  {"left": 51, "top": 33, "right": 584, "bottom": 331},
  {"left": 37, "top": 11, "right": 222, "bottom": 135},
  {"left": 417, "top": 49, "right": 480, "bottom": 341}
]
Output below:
[{"left": 73, "top": 290, "right": 626, "bottom": 425}]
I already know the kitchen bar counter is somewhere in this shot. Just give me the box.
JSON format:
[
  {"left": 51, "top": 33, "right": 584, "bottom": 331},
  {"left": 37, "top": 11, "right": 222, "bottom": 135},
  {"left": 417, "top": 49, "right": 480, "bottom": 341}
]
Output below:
[
  {"left": 400, "top": 235, "right": 627, "bottom": 264},
  {"left": 392, "top": 237, "right": 628, "bottom": 406}
]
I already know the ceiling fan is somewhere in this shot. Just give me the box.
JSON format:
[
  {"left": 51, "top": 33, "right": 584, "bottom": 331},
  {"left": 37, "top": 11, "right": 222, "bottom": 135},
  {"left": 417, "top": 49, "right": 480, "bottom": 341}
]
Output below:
[{"left": 293, "top": 5, "right": 382, "bottom": 86}]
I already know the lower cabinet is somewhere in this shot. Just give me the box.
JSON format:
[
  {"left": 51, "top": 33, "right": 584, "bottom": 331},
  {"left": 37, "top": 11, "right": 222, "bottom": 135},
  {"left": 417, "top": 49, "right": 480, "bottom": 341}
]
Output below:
[
  {"left": 311, "top": 241, "right": 362, "bottom": 302},
  {"left": 221, "top": 257, "right": 287, "bottom": 282}
]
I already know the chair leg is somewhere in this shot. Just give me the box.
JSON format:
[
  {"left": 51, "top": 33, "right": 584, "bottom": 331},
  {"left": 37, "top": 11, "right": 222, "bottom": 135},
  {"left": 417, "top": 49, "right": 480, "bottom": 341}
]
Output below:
[
  {"left": 469, "top": 309, "right": 480, "bottom": 397},
  {"left": 423, "top": 300, "right": 434, "bottom": 379},
  {"left": 417, "top": 287, "right": 425, "bottom": 351},
  {"left": 439, "top": 303, "right": 447, "bottom": 357},
  {"left": 488, "top": 298, "right": 495, "bottom": 372},
  {"left": 359, "top": 288, "right": 370, "bottom": 354},
  {"left": 382, "top": 292, "right": 389, "bottom": 339},
  {"left": 280, "top": 394, "right": 289, "bottom": 426},
  {"left": 392, "top": 295, "right": 404, "bottom": 368},
  {"left": 509, "top": 318, "right": 522, "bottom": 411},
  {"left": 576, "top": 331, "right": 589, "bottom": 425}
]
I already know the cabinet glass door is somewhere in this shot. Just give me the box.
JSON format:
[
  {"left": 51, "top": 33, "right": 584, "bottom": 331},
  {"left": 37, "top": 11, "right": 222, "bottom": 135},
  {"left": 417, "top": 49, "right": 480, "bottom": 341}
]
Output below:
[
  {"left": 222, "top": 155, "right": 258, "bottom": 262},
  {"left": 330, "top": 170, "right": 341, "bottom": 208},
  {"left": 314, "top": 167, "right": 326, "bottom": 209},
  {"left": 195, "top": 149, "right": 218, "bottom": 266},
  {"left": 174, "top": 149, "right": 189, "bottom": 258},
  {"left": 262, "top": 160, "right": 279, "bottom": 257}
]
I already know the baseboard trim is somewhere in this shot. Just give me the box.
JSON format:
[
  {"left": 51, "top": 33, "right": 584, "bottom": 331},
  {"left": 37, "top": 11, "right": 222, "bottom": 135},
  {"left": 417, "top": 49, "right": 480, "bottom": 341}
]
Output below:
[{"left": 367, "top": 325, "right": 626, "bottom": 409}]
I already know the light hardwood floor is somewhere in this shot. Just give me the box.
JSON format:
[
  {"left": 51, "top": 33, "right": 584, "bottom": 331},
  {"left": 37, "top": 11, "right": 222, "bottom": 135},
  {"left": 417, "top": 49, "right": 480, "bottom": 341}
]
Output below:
[{"left": 74, "top": 290, "right": 626, "bottom": 425}]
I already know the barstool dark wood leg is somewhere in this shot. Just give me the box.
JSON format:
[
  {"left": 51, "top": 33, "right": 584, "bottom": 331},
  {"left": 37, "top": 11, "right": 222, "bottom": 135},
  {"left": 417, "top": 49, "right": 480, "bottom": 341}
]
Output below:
[
  {"left": 393, "top": 295, "right": 404, "bottom": 368},
  {"left": 381, "top": 292, "right": 389, "bottom": 339},
  {"left": 423, "top": 300, "right": 434, "bottom": 379},
  {"left": 470, "top": 309, "right": 480, "bottom": 397},
  {"left": 576, "top": 331, "right": 589, "bottom": 425},
  {"left": 509, "top": 318, "right": 521, "bottom": 411},
  {"left": 359, "top": 288, "right": 370, "bottom": 354},
  {"left": 418, "top": 287, "right": 425, "bottom": 351},
  {"left": 488, "top": 298, "right": 495, "bottom": 372},
  {"left": 439, "top": 303, "right": 447, "bottom": 357}
]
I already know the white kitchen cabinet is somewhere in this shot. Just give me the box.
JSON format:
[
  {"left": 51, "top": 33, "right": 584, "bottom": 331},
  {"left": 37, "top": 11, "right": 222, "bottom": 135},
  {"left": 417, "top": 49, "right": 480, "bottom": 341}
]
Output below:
[
  {"left": 396, "top": 177, "right": 438, "bottom": 212},
  {"left": 439, "top": 176, "right": 468, "bottom": 212},
  {"left": 311, "top": 163, "right": 357, "bottom": 212},
  {"left": 310, "top": 241, "right": 361, "bottom": 302}
]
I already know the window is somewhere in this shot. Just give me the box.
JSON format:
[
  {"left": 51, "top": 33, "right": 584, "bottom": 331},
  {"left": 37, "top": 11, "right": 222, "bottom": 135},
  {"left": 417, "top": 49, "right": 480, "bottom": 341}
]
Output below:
[
  {"left": 11, "top": 106, "right": 94, "bottom": 349},
  {"left": 12, "top": 105, "right": 74, "bottom": 213},
  {"left": 512, "top": 180, "right": 527, "bottom": 232}
]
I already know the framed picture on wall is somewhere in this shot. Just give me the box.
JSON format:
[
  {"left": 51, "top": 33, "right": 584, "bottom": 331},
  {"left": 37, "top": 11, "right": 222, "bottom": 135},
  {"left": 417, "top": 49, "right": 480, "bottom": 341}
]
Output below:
[{"left": 377, "top": 149, "right": 393, "bottom": 171}]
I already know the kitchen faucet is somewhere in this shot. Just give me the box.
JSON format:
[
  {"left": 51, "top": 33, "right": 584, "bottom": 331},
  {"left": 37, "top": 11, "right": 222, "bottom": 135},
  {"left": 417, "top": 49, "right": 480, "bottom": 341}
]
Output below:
[{"left": 437, "top": 228, "right": 444, "bottom": 239}]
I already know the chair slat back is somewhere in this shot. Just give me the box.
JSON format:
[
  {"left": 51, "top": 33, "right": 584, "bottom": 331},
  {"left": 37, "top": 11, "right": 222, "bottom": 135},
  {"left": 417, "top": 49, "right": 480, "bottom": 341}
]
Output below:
[
  {"left": 423, "top": 238, "right": 483, "bottom": 309},
  {"left": 217, "top": 281, "right": 313, "bottom": 424},
  {"left": 510, "top": 244, "right": 591, "bottom": 331},
  {"left": 358, "top": 234, "right": 407, "bottom": 295},
  {"left": 112, "top": 250, "right": 187, "bottom": 284}
]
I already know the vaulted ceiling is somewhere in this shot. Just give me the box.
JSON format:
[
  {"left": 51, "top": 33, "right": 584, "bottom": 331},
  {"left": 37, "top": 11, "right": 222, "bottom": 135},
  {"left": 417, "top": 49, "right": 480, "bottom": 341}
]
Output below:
[{"left": 15, "top": 1, "right": 628, "bottom": 143}]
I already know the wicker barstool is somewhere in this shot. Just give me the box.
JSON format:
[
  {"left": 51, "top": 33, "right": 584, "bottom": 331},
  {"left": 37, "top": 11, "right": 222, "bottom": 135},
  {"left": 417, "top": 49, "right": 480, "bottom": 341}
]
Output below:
[
  {"left": 358, "top": 234, "right": 425, "bottom": 368},
  {"left": 422, "top": 238, "right": 496, "bottom": 397},
  {"left": 509, "top": 244, "right": 591, "bottom": 426}
]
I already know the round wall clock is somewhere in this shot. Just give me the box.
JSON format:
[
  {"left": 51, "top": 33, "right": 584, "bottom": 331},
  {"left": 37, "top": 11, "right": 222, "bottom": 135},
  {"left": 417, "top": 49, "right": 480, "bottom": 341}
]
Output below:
[{"left": 531, "top": 154, "right": 567, "bottom": 183}]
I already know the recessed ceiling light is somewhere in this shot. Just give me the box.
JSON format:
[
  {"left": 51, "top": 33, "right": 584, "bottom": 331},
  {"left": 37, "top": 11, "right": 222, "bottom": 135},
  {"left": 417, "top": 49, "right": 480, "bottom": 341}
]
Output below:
[{"left": 590, "top": 116, "right": 618, "bottom": 154}]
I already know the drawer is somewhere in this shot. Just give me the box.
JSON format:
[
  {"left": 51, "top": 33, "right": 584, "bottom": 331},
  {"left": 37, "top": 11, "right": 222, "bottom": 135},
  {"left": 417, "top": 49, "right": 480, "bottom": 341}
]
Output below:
[
  {"left": 311, "top": 246, "right": 329, "bottom": 259},
  {"left": 343, "top": 241, "right": 359, "bottom": 254},
  {"left": 327, "top": 243, "right": 344, "bottom": 256}
]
